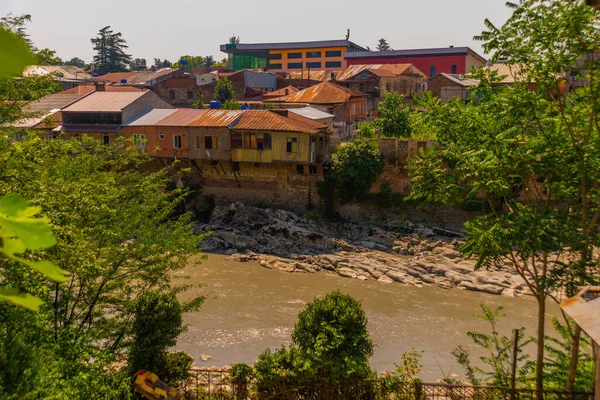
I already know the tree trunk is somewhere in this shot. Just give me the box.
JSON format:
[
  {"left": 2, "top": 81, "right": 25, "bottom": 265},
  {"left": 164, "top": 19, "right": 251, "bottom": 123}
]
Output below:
[
  {"left": 536, "top": 293, "right": 546, "bottom": 400},
  {"left": 567, "top": 325, "right": 582, "bottom": 399}
]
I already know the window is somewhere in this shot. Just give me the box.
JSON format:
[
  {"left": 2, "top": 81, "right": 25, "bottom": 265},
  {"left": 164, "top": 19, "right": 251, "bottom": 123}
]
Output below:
[
  {"left": 429, "top": 65, "right": 436, "bottom": 77},
  {"left": 159, "top": 132, "right": 165, "bottom": 140},
  {"left": 352, "top": 103, "right": 356, "bottom": 116},
  {"left": 451, "top": 64, "right": 457, "bottom": 74},
  {"left": 286, "top": 137, "right": 298, "bottom": 153},
  {"left": 296, "top": 165, "right": 305, "bottom": 174},
  {"left": 288, "top": 63, "right": 303, "bottom": 69},
  {"left": 306, "top": 62, "right": 321, "bottom": 69},
  {"left": 173, "top": 134, "right": 182, "bottom": 149},
  {"left": 268, "top": 63, "right": 282, "bottom": 69},
  {"left": 205, "top": 136, "right": 218, "bottom": 149},
  {"left": 132, "top": 134, "right": 146, "bottom": 151},
  {"left": 187, "top": 91, "right": 193, "bottom": 99},
  {"left": 359, "top": 84, "right": 365, "bottom": 92},
  {"left": 318, "top": 137, "right": 325, "bottom": 149},
  {"left": 306, "top": 51, "right": 321, "bottom": 58},
  {"left": 270, "top": 53, "right": 282, "bottom": 60},
  {"left": 325, "top": 50, "right": 342, "bottom": 57},
  {"left": 102, "top": 134, "right": 110, "bottom": 145},
  {"left": 309, "top": 165, "right": 318, "bottom": 175},
  {"left": 243, "top": 133, "right": 271, "bottom": 149},
  {"left": 287, "top": 52, "right": 302, "bottom": 59},
  {"left": 169, "top": 90, "right": 175, "bottom": 100},
  {"left": 325, "top": 61, "right": 342, "bottom": 68}
]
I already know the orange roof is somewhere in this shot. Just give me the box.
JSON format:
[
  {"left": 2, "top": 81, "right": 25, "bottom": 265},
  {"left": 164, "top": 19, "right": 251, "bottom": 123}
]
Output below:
[
  {"left": 286, "top": 70, "right": 341, "bottom": 82},
  {"left": 60, "top": 85, "right": 143, "bottom": 95},
  {"left": 96, "top": 72, "right": 137, "bottom": 84},
  {"left": 263, "top": 86, "right": 299, "bottom": 100},
  {"left": 156, "top": 109, "right": 209, "bottom": 126},
  {"left": 233, "top": 110, "right": 326, "bottom": 134},
  {"left": 188, "top": 109, "right": 245, "bottom": 127},
  {"left": 285, "top": 81, "right": 367, "bottom": 104},
  {"left": 336, "top": 64, "right": 427, "bottom": 81}
]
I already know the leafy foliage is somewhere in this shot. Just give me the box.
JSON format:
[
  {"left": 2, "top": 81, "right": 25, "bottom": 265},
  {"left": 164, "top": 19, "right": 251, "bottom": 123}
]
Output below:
[
  {"left": 0, "top": 26, "right": 36, "bottom": 78},
  {"left": 375, "top": 91, "right": 411, "bottom": 138},
  {"left": 90, "top": 26, "right": 133, "bottom": 75},
  {"left": 328, "top": 138, "right": 383, "bottom": 203},
  {"left": 36, "top": 48, "right": 63, "bottom": 65},
  {"left": 128, "top": 57, "right": 147, "bottom": 71},
  {"left": 65, "top": 57, "right": 86, "bottom": 68},
  {"left": 153, "top": 58, "right": 172, "bottom": 69},
  {"left": 222, "top": 99, "right": 240, "bottom": 110},
  {"left": 214, "top": 77, "right": 235, "bottom": 103},
  {"left": 376, "top": 38, "right": 392, "bottom": 51}
]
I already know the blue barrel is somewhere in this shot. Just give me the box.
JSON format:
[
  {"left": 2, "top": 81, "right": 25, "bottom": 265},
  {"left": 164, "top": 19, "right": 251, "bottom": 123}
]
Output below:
[{"left": 210, "top": 100, "right": 222, "bottom": 109}]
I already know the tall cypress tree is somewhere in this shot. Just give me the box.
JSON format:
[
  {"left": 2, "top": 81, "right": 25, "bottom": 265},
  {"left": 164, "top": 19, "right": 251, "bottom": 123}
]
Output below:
[{"left": 91, "top": 26, "right": 132, "bottom": 75}]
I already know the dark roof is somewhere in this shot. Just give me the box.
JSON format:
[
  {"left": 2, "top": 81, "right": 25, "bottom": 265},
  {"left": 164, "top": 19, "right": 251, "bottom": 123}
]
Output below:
[
  {"left": 345, "top": 46, "right": 487, "bottom": 63},
  {"left": 221, "top": 39, "right": 368, "bottom": 53}
]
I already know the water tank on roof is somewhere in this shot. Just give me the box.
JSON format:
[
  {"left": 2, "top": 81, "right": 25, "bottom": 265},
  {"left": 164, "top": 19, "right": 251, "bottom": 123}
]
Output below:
[
  {"left": 210, "top": 100, "right": 222, "bottom": 109},
  {"left": 92, "top": 73, "right": 99, "bottom": 78},
  {"left": 180, "top": 59, "right": 188, "bottom": 65},
  {"left": 121, "top": 78, "right": 128, "bottom": 84}
]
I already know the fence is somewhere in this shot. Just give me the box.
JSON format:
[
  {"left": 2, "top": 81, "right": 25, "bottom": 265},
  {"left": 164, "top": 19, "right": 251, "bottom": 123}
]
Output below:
[{"left": 178, "top": 368, "right": 595, "bottom": 400}]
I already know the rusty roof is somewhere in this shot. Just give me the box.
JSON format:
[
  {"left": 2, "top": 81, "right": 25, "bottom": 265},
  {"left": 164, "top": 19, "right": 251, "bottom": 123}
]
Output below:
[
  {"left": 61, "top": 91, "right": 148, "bottom": 112},
  {"left": 336, "top": 64, "right": 426, "bottom": 81},
  {"left": 233, "top": 110, "right": 326, "bottom": 134},
  {"left": 286, "top": 70, "right": 340, "bottom": 82},
  {"left": 560, "top": 287, "right": 600, "bottom": 345},
  {"left": 155, "top": 109, "right": 209, "bottom": 126},
  {"left": 264, "top": 86, "right": 300, "bottom": 99},
  {"left": 123, "top": 109, "right": 178, "bottom": 126},
  {"left": 188, "top": 109, "right": 245, "bottom": 127},
  {"left": 61, "top": 85, "right": 143, "bottom": 95},
  {"left": 99, "top": 68, "right": 181, "bottom": 86},
  {"left": 285, "top": 81, "right": 367, "bottom": 104}
]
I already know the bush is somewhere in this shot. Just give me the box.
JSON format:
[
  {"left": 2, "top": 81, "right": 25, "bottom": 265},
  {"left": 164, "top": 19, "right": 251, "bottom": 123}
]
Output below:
[
  {"left": 163, "top": 352, "right": 193, "bottom": 387},
  {"left": 229, "top": 362, "right": 253, "bottom": 399},
  {"left": 128, "top": 291, "right": 186, "bottom": 385}
]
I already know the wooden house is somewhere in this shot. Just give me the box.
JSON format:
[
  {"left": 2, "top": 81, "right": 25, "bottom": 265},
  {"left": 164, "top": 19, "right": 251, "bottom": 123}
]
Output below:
[{"left": 187, "top": 109, "right": 245, "bottom": 162}]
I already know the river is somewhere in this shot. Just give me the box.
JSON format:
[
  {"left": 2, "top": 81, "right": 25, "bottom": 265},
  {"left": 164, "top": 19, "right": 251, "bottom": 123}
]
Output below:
[{"left": 175, "top": 253, "right": 558, "bottom": 381}]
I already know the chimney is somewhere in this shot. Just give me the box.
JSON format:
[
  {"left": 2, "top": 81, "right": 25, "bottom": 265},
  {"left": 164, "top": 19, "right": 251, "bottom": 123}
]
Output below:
[{"left": 95, "top": 81, "right": 106, "bottom": 92}]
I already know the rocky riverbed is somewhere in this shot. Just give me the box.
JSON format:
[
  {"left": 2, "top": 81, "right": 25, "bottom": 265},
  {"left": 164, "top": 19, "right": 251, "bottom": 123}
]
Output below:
[{"left": 195, "top": 203, "right": 529, "bottom": 297}]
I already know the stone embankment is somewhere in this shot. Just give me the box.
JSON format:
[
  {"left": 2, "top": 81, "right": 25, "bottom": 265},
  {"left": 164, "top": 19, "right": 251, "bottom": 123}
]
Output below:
[{"left": 196, "top": 203, "right": 529, "bottom": 297}]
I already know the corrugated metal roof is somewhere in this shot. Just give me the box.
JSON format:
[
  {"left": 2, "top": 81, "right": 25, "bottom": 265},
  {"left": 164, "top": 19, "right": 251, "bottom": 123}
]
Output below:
[
  {"left": 435, "top": 73, "right": 480, "bottom": 87},
  {"left": 233, "top": 110, "right": 326, "bottom": 134},
  {"left": 24, "top": 93, "right": 89, "bottom": 114},
  {"left": 345, "top": 46, "right": 487, "bottom": 63},
  {"left": 61, "top": 86, "right": 143, "bottom": 95},
  {"left": 286, "top": 70, "right": 340, "bottom": 82},
  {"left": 99, "top": 68, "right": 180, "bottom": 86},
  {"left": 23, "top": 65, "right": 92, "bottom": 80},
  {"left": 156, "top": 109, "right": 209, "bottom": 126},
  {"left": 560, "top": 287, "right": 600, "bottom": 345},
  {"left": 287, "top": 106, "right": 335, "bottom": 120},
  {"left": 482, "top": 63, "right": 529, "bottom": 84},
  {"left": 188, "top": 109, "right": 245, "bottom": 127},
  {"left": 62, "top": 91, "right": 148, "bottom": 112},
  {"left": 286, "top": 81, "right": 367, "bottom": 104},
  {"left": 336, "top": 64, "right": 426, "bottom": 81},
  {"left": 221, "top": 39, "right": 367, "bottom": 52},
  {"left": 122, "top": 109, "right": 178, "bottom": 126}
]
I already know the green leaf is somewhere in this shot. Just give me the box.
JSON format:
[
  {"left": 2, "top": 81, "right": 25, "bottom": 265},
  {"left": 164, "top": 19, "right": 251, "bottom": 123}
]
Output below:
[
  {"left": 0, "top": 286, "right": 43, "bottom": 311},
  {"left": 0, "top": 27, "right": 36, "bottom": 78},
  {"left": 12, "top": 257, "right": 69, "bottom": 282},
  {"left": 0, "top": 193, "right": 56, "bottom": 250}
]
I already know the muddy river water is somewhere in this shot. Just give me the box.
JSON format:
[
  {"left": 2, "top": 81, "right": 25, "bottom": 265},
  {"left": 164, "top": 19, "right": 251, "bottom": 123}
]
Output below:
[{"left": 175, "top": 253, "right": 558, "bottom": 381}]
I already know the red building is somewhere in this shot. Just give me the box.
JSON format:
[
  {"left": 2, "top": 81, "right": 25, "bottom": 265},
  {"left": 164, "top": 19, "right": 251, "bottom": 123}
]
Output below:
[{"left": 345, "top": 46, "right": 486, "bottom": 77}]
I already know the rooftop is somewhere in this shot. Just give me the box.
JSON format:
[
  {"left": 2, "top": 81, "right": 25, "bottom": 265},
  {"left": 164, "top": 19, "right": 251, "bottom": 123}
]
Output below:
[
  {"left": 336, "top": 64, "right": 427, "bottom": 81},
  {"left": 62, "top": 91, "right": 148, "bottom": 113},
  {"left": 122, "top": 109, "right": 178, "bottom": 126},
  {"left": 99, "top": 68, "right": 181, "bottom": 86},
  {"left": 156, "top": 109, "right": 209, "bottom": 126},
  {"left": 286, "top": 106, "right": 335, "bottom": 120},
  {"left": 345, "top": 46, "right": 487, "bottom": 63},
  {"left": 285, "top": 81, "right": 368, "bottom": 104},
  {"left": 221, "top": 39, "right": 368, "bottom": 53},
  {"left": 188, "top": 109, "right": 246, "bottom": 128},
  {"left": 233, "top": 110, "right": 327, "bottom": 134},
  {"left": 433, "top": 73, "right": 480, "bottom": 87},
  {"left": 23, "top": 65, "right": 92, "bottom": 80}
]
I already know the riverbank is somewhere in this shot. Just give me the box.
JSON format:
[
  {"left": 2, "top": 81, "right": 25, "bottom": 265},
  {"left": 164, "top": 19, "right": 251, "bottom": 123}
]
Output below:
[{"left": 195, "top": 203, "right": 529, "bottom": 297}]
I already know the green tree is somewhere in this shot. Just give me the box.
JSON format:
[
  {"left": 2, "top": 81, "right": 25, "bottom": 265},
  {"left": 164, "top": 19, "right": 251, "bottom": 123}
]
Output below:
[
  {"left": 328, "top": 138, "right": 383, "bottom": 203},
  {"left": 65, "top": 57, "right": 86, "bottom": 68},
  {"left": 376, "top": 38, "right": 391, "bottom": 51},
  {"left": 222, "top": 99, "right": 240, "bottom": 110},
  {"left": 153, "top": 58, "right": 172, "bottom": 69},
  {"left": 1, "top": 13, "right": 34, "bottom": 49},
  {"left": 91, "top": 26, "right": 133, "bottom": 75},
  {"left": 173, "top": 55, "right": 204, "bottom": 73},
  {"left": 214, "top": 77, "right": 235, "bottom": 103},
  {"left": 204, "top": 55, "right": 215, "bottom": 67},
  {"left": 129, "top": 57, "right": 147, "bottom": 71},
  {"left": 376, "top": 91, "right": 411, "bottom": 138},
  {"left": 35, "top": 48, "right": 63, "bottom": 65},
  {"left": 407, "top": 0, "right": 600, "bottom": 394}
]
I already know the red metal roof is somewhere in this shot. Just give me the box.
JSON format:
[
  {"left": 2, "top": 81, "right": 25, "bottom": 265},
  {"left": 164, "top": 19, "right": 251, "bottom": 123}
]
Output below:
[
  {"left": 60, "top": 85, "right": 143, "bottom": 95},
  {"left": 285, "top": 81, "right": 367, "bottom": 104},
  {"left": 155, "top": 109, "right": 209, "bottom": 126},
  {"left": 187, "top": 109, "right": 246, "bottom": 127},
  {"left": 233, "top": 110, "right": 327, "bottom": 134}
]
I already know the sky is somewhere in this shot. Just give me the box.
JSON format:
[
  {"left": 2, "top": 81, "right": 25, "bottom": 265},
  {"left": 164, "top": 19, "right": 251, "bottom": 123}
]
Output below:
[{"left": 1, "top": 0, "right": 514, "bottom": 65}]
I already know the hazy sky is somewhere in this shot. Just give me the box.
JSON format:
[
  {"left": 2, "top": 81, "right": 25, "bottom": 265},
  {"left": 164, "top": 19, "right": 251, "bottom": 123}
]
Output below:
[{"left": 1, "top": 0, "right": 514, "bottom": 65}]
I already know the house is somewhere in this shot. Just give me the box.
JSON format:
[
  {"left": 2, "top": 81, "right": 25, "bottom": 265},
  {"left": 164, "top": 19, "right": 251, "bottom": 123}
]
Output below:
[
  {"left": 120, "top": 109, "right": 177, "bottom": 155},
  {"left": 187, "top": 109, "right": 245, "bottom": 164},
  {"left": 286, "top": 107, "right": 335, "bottom": 133},
  {"left": 58, "top": 89, "right": 173, "bottom": 143},
  {"left": 199, "top": 70, "right": 277, "bottom": 101},
  {"left": 282, "top": 81, "right": 368, "bottom": 138},
  {"left": 22, "top": 65, "right": 94, "bottom": 90},
  {"left": 220, "top": 39, "right": 368, "bottom": 73},
  {"left": 150, "top": 109, "right": 209, "bottom": 158},
  {"left": 428, "top": 73, "right": 479, "bottom": 103},
  {"left": 335, "top": 64, "right": 427, "bottom": 112},
  {"left": 345, "top": 46, "right": 487, "bottom": 77},
  {"left": 263, "top": 86, "right": 300, "bottom": 102},
  {"left": 230, "top": 110, "right": 329, "bottom": 168}
]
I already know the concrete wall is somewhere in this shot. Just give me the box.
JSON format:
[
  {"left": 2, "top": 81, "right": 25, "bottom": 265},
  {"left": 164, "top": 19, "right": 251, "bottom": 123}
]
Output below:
[{"left": 188, "top": 127, "right": 231, "bottom": 160}]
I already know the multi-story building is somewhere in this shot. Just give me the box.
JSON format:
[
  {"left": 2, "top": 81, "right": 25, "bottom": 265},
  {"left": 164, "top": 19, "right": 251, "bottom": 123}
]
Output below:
[
  {"left": 345, "top": 46, "right": 486, "bottom": 77},
  {"left": 220, "top": 39, "right": 368, "bottom": 73}
]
